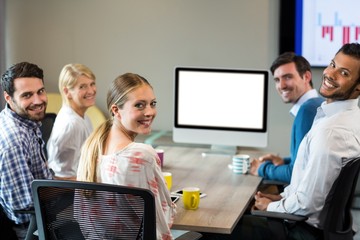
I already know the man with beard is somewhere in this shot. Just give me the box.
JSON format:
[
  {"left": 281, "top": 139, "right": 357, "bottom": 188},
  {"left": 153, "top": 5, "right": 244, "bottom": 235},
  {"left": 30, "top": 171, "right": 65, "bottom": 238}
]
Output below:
[
  {"left": 0, "top": 62, "right": 53, "bottom": 240},
  {"left": 202, "top": 43, "right": 360, "bottom": 240}
]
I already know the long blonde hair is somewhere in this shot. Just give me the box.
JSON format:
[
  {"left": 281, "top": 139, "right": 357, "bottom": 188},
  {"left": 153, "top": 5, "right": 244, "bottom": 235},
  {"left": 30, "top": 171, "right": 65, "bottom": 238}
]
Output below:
[{"left": 77, "top": 73, "right": 152, "bottom": 182}]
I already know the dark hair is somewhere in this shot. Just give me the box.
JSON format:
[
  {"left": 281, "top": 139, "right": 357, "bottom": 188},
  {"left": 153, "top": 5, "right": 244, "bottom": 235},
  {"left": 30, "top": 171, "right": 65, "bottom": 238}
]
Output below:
[
  {"left": 336, "top": 43, "right": 360, "bottom": 83},
  {"left": 270, "top": 52, "right": 313, "bottom": 87},
  {"left": 336, "top": 43, "right": 360, "bottom": 59},
  {"left": 1, "top": 62, "right": 44, "bottom": 97}
]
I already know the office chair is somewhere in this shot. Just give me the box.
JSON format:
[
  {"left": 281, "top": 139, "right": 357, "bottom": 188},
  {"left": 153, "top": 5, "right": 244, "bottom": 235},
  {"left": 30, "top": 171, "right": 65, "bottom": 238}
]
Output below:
[
  {"left": 13, "top": 210, "right": 38, "bottom": 240},
  {"left": 32, "top": 180, "right": 155, "bottom": 239},
  {"left": 258, "top": 179, "right": 288, "bottom": 194},
  {"left": 40, "top": 113, "right": 57, "bottom": 158},
  {"left": 251, "top": 157, "right": 360, "bottom": 240},
  {"left": 32, "top": 180, "right": 202, "bottom": 240},
  {"left": 352, "top": 174, "right": 360, "bottom": 209}
]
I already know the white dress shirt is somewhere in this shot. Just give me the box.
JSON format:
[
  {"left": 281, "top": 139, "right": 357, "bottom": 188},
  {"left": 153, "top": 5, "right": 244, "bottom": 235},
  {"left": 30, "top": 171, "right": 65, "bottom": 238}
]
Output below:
[
  {"left": 47, "top": 105, "right": 93, "bottom": 178},
  {"left": 267, "top": 99, "right": 360, "bottom": 227}
]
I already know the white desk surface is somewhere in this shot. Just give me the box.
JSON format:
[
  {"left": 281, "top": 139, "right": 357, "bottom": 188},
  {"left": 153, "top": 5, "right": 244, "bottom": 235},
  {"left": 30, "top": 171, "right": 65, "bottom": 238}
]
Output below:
[{"left": 159, "top": 146, "right": 262, "bottom": 234}]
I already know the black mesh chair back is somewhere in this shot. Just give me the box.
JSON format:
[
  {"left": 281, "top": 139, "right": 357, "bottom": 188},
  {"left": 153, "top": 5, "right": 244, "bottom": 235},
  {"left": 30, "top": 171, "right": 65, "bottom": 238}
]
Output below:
[
  {"left": 39, "top": 113, "right": 56, "bottom": 158},
  {"left": 318, "top": 157, "right": 360, "bottom": 240},
  {"left": 32, "top": 180, "right": 156, "bottom": 240}
]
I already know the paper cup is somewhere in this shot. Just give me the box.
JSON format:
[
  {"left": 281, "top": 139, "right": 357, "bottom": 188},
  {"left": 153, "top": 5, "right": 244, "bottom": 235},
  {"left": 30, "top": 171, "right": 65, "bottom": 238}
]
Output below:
[
  {"left": 156, "top": 149, "right": 164, "bottom": 168},
  {"left": 162, "top": 172, "right": 172, "bottom": 190}
]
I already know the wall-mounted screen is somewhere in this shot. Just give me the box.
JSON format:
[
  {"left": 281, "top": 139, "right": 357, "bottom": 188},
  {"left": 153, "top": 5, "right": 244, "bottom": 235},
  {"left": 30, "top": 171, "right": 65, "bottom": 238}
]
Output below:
[{"left": 280, "top": 0, "right": 360, "bottom": 67}]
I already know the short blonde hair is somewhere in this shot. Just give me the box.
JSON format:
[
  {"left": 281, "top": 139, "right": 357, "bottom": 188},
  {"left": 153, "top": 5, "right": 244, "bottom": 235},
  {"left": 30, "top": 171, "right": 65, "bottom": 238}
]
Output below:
[{"left": 58, "top": 63, "right": 96, "bottom": 105}]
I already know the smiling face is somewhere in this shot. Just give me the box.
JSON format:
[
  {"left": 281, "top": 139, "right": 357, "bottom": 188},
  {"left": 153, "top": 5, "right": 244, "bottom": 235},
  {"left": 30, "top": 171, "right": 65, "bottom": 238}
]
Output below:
[
  {"left": 320, "top": 52, "right": 360, "bottom": 103},
  {"left": 65, "top": 75, "right": 96, "bottom": 117},
  {"left": 273, "top": 62, "right": 312, "bottom": 104},
  {"left": 116, "top": 84, "right": 157, "bottom": 136},
  {"left": 5, "top": 77, "right": 47, "bottom": 121}
]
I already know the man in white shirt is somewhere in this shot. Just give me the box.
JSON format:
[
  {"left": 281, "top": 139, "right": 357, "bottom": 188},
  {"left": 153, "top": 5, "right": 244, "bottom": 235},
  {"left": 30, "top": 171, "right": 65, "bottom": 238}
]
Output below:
[
  {"left": 201, "top": 43, "right": 360, "bottom": 240},
  {"left": 254, "top": 43, "right": 360, "bottom": 239}
]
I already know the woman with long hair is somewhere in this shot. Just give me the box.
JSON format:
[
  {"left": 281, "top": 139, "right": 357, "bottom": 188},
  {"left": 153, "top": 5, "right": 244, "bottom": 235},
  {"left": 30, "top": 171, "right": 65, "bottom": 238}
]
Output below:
[{"left": 77, "top": 73, "right": 176, "bottom": 239}]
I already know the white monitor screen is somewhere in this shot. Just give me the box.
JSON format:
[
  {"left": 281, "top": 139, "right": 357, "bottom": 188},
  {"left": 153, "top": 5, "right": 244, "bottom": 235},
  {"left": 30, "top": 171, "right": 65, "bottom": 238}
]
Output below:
[{"left": 173, "top": 67, "right": 269, "bottom": 148}]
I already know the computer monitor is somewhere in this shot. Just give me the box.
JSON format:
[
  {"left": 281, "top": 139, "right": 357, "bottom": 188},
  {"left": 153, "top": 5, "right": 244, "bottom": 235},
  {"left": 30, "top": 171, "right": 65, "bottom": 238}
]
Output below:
[{"left": 173, "top": 66, "right": 269, "bottom": 154}]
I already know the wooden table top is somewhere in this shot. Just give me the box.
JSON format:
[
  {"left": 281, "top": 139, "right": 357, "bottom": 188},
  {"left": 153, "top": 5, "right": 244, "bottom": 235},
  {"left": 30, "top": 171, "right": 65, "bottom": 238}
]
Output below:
[{"left": 159, "top": 146, "right": 262, "bottom": 234}]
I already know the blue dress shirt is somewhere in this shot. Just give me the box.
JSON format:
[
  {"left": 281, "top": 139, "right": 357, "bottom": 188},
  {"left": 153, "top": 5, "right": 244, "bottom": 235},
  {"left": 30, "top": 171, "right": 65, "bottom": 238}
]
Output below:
[{"left": 258, "top": 90, "right": 324, "bottom": 182}]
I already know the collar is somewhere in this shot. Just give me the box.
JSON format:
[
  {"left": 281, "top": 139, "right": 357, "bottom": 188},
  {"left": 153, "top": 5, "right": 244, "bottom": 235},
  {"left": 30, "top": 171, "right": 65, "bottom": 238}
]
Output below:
[
  {"left": 320, "top": 98, "right": 360, "bottom": 117},
  {"left": 290, "top": 89, "right": 319, "bottom": 117},
  {"left": 4, "top": 104, "right": 41, "bottom": 129}
]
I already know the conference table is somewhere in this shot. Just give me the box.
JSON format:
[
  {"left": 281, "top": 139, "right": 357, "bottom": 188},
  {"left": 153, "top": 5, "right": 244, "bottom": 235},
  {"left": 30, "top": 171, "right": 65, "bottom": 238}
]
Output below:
[{"left": 159, "top": 146, "right": 263, "bottom": 234}]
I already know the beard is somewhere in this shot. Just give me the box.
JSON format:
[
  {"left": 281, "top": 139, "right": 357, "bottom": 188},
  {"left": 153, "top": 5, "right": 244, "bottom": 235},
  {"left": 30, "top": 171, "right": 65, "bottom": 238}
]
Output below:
[
  {"left": 10, "top": 99, "right": 47, "bottom": 122},
  {"left": 319, "top": 75, "right": 360, "bottom": 101}
]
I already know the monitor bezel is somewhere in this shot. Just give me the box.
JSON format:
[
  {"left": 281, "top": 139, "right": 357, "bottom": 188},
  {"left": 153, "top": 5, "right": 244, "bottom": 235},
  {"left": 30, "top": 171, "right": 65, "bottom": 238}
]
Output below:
[{"left": 174, "top": 66, "right": 269, "bottom": 134}]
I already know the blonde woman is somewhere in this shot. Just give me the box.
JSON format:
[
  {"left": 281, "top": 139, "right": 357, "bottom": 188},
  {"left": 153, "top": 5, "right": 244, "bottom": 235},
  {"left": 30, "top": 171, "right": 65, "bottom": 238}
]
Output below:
[
  {"left": 77, "top": 73, "right": 175, "bottom": 240},
  {"left": 47, "top": 63, "right": 96, "bottom": 180}
]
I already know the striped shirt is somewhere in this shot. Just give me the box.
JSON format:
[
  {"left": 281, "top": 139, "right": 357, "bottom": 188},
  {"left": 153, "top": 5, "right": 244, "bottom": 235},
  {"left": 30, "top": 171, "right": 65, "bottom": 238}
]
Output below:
[{"left": 0, "top": 104, "right": 53, "bottom": 224}]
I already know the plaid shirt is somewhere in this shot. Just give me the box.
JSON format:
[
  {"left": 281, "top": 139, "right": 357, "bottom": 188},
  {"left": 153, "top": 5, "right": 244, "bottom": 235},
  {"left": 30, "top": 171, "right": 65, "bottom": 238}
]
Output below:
[{"left": 0, "top": 105, "right": 53, "bottom": 224}]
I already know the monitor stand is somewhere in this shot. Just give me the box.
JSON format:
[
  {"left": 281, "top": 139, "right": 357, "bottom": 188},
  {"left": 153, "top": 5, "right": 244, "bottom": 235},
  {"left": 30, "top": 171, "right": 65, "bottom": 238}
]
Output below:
[{"left": 201, "top": 145, "right": 237, "bottom": 157}]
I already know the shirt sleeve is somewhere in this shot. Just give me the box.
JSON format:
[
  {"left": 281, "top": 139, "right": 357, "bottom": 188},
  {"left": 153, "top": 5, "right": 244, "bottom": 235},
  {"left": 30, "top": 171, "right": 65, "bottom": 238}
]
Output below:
[
  {"left": 258, "top": 159, "right": 292, "bottom": 183},
  {"left": 258, "top": 100, "right": 320, "bottom": 183},
  {"left": 267, "top": 127, "right": 348, "bottom": 217},
  {"left": 0, "top": 145, "right": 35, "bottom": 212}
]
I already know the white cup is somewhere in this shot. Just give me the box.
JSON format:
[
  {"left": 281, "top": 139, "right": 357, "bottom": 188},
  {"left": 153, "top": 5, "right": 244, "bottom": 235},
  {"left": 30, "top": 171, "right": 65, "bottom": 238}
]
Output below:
[{"left": 232, "top": 154, "right": 250, "bottom": 174}]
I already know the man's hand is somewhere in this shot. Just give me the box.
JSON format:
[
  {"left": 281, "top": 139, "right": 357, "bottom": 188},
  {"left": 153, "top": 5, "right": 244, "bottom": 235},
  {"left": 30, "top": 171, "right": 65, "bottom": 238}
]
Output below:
[
  {"left": 254, "top": 191, "right": 282, "bottom": 211},
  {"left": 250, "top": 158, "right": 262, "bottom": 176},
  {"left": 258, "top": 154, "right": 284, "bottom": 166},
  {"left": 250, "top": 154, "right": 285, "bottom": 176}
]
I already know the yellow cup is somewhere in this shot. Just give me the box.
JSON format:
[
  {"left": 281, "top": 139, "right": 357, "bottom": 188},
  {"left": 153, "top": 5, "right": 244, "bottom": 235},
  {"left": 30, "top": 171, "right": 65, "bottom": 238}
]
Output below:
[
  {"left": 162, "top": 172, "right": 172, "bottom": 190},
  {"left": 182, "top": 187, "right": 200, "bottom": 210}
]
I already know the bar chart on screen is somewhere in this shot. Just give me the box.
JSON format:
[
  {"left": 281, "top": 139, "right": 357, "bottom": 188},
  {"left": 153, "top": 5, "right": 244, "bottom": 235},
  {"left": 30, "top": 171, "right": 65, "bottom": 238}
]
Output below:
[{"left": 297, "top": 0, "right": 360, "bottom": 67}]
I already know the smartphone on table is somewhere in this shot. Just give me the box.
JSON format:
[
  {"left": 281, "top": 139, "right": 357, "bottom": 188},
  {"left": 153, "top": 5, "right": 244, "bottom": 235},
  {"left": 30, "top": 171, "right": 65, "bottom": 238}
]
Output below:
[
  {"left": 171, "top": 189, "right": 207, "bottom": 198},
  {"left": 171, "top": 195, "right": 180, "bottom": 203}
]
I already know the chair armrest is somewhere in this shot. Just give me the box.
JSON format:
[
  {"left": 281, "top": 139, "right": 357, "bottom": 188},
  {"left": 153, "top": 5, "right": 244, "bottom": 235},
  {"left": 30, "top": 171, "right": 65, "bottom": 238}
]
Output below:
[
  {"left": 175, "top": 231, "right": 202, "bottom": 240},
  {"left": 261, "top": 179, "right": 288, "bottom": 186},
  {"left": 13, "top": 208, "right": 35, "bottom": 214},
  {"left": 251, "top": 209, "right": 308, "bottom": 222},
  {"left": 260, "top": 179, "right": 289, "bottom": 194}
]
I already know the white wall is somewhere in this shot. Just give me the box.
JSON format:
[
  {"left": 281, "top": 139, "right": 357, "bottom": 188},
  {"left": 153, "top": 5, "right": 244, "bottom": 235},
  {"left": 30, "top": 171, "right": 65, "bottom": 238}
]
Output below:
[
  {"left": 0, "top": 0, "right": 5, "bottom": 108},
  {"left": 5, "top": 0, "right": 312, "bottom": 156}
]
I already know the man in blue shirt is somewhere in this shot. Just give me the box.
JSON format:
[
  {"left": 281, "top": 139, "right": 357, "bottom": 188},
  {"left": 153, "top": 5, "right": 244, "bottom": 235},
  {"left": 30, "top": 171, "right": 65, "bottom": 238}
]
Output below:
[
  {"left": 0, "top": 62, "right": 53, "bottom": 239},
  {"left": 250, "top": 52, "right": 324, "bottom": 183}
]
